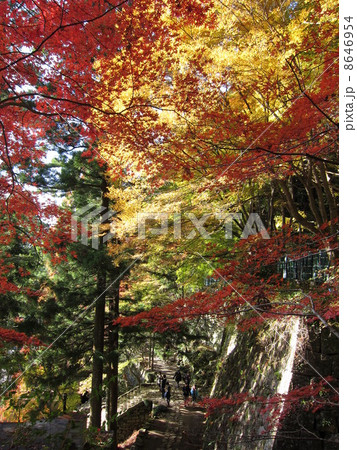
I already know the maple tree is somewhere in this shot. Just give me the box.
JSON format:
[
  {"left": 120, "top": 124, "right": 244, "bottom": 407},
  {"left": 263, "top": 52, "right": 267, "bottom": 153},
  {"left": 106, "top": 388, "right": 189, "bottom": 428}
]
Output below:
[
  {"left": 0, "top": 0, "right": 338, "bottom": 445},
  {"left": 95, "top": 0, "right": 338, "bottom": 441},
  {"left": 0, "top": 0, "right": 213, "bottom": 324},
  {"left": 0, "top": 0, "right": 212, "bottom": 428},
  {"left": 94, "top": 0, "right": 338, "bottom": 331}
]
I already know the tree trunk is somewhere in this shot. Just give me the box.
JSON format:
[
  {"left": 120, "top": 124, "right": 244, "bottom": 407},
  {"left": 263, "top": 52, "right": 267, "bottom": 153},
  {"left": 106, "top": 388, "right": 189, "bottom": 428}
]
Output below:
[
  {"left": 148, "top": 333, "right": 152, "bottom": 369},
  {"left": 151, "top": 333, "right": 155, "bottom": 370},
  {"left": 90, "top": 177, "right": 109, "bottom": 428},
  {"left": 317, "top": 161, "right": 338, "bottom": 224},
  {"left": 269, "top": 184, "right": 275, "bottom": 231},
  {"left": 90, "top": 273, "right": 106, "bottom": 428},
  {"left": 107, "top": 287, "right": 119, "bottom": 448},
  {"left": 312, "top": 165, "right": 328, "bottom": 224},
  {"left": 278, "top": 179, "right": 318, "bottom": 234},
  {"left": 298, "top": 164, "right": 323, "bottom": 227}
]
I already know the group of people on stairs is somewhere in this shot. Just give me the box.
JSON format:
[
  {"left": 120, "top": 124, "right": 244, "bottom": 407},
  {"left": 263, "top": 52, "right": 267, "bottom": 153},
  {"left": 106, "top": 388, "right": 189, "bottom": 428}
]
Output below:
[{"left": 155, "top": 367, "right": 199, "bottom": 408}]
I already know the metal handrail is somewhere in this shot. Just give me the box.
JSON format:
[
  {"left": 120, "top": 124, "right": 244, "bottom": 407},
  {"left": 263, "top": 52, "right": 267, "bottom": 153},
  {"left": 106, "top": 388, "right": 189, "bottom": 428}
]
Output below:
[
  {"left": 117, "top": 384, "right": 140, "bottom": 402},
  {"left": 117, "top": 384, "right": 144, "bottom": 416}
]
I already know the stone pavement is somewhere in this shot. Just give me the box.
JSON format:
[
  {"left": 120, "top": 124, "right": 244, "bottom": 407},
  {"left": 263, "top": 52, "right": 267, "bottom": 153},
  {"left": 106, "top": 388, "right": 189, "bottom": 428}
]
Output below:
[{"left": 131, "top": 359, "right": 206, "bottom": 450}]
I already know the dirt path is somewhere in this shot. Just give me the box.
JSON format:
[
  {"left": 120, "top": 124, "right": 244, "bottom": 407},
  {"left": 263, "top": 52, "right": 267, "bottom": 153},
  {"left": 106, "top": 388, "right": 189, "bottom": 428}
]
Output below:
[{"left": 132, "top": 359, "right": 206, "bottom": 450}]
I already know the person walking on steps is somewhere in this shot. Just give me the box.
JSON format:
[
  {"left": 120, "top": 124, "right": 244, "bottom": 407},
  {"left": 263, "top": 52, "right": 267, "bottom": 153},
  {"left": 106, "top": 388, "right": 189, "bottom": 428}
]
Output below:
[
  {"left": 80, "top": 390, "right": 89, "bottom": 404},
  {"left": 157, "top": 371, "right": 162, "bottom": 392},
  {"left": 191, "top": 384, "right": 198, "bottom": 403},
  {"left": 184, "top": 371, "right": 191, "bottom": 386},
  {"left": 164, "top": 382, "right": 171, "bottom": 407},
  {"left": 182, "top": 382, "right": 190, "bottom": 407},
  {"left": 161, "top": 374, "right": 167, "bottom": 399},
  {"left": 174, "top": 369, "right": 182, "bottom": 388},
  {"left": 62, "top": 393, "right": 67, "bottom": 413}
]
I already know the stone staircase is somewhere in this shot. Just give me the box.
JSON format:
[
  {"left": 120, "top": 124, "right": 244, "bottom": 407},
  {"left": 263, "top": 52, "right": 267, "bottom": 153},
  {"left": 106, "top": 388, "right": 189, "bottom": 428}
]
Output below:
[
  {"left": 130, "top": 358, "right": 205, "bottom": 450},
  {"left": 0, "top": 358, "right": 205, "bottom": 449}
]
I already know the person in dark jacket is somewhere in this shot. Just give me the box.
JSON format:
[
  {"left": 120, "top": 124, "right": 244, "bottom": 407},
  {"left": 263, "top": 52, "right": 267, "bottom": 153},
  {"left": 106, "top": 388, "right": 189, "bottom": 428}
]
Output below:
[
  {"left": 161, "top": 374, "right": 167, "bottom": 398},
  {"left": 165, "top": 383, "right": 171, "bottom": 407},
  {"left": 184, "top": 372, "right": 191, "bottom": 386},
  {"left": 182, "top": 382, "right": 190, "bottom": 406},
  {"left": 63, "top": 393, "right": 67, "bottom": 413},
  {"left": 80, "top": 390, "right": 89, "bottom": 404},
  {"left": 157, "top": 371, "right": 163, "bottom": 391}
]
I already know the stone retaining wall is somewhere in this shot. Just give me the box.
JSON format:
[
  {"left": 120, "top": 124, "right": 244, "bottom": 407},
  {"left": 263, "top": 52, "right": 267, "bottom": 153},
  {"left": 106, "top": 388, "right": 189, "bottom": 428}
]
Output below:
[
  {"left": 202, "top": 319, "right": 338, "bottom": 449},
  {"left": 116, "top": 400, "right": 153, "bottom": 444},
  {"left": 273, "top": 323, "right": 338, "bottom": 449}
]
